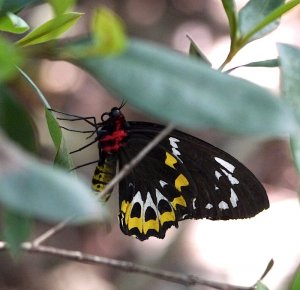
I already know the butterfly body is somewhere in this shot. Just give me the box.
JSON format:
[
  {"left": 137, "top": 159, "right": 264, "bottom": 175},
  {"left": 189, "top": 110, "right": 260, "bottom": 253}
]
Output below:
[{"left": 89, "top": 107, "right": 269, "bottom": 241}]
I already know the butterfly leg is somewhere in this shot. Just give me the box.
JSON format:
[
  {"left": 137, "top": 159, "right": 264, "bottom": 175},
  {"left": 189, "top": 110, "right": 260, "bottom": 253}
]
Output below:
[
  {"left": 69, "top": 139, "right": 98, "bottom": 154},
  {"left": 60, "top": 125, "right": 95, "bottom": 134},
  {"left": 48, "top": 108, "right": 97, "bottom": 127},
  {"left": 71, "top": 160, "right": 99, "bottom": 171}
]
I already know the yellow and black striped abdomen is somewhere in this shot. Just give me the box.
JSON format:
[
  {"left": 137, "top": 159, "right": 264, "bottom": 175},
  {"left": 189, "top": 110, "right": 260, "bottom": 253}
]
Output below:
[{"left": 92, "top": 156, "right": 116, "bottom": 200}]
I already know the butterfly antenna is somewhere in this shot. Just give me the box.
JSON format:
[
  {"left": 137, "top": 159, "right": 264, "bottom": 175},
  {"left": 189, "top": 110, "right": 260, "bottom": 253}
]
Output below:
[{"left": 119, "top": 100, "right": 127, "bottom": 109}]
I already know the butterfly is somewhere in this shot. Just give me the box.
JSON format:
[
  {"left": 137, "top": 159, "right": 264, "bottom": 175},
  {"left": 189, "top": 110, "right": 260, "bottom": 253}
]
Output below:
[{"left": 54, "top": 105, "right": 269, "bottom": 241}]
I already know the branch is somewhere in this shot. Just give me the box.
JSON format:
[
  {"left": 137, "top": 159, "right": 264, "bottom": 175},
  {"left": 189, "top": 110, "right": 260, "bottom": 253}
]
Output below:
[
  {"left": 31, "top": 217, "right": 73, "bottom": 246},
  {"left": 22, "top": 242, "right": 255, "bottom": 290}
]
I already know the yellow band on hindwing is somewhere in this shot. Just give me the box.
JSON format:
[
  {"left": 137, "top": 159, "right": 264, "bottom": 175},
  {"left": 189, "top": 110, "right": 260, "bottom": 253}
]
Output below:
[
  {"left": 143, "top": 219, "right": 159, "bottom": 233},
  {"left": 120, "top": 173, "right": 189, "bottom": 237},
  {"left": 121, "top": 200, "right": 177, "bottom": 235},
  {"left": 159, "top": 210, "right": 176, "bottom": 225}
]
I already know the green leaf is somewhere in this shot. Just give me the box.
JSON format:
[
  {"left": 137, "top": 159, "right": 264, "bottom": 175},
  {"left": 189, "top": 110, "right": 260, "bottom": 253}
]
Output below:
[
  {"left": 3, "top": 209, "right": 32, "bottom": 257},
  {"left": 47, "top": 0, "right": 76, "bottom": 15},
  {"left": 255, "top": 281, "right": 269, "bottom": 290},
  {"left": 76, "top": 39, "right": 297, "bottom": 136},
  {"left": 226, "top": 58, "right": 279, "bottom": 73},
  {"left": 45, "top": 109, "right": 74, "bottom": 169},
  {"left": 278, "top": 43, "right": 300, "bottom": 174},
  {"left": 0, "top": 12, "right": 29, "bottom": 33},
  {"left": 16, "top": 12, "right": 82, "bottom": 47},
  {"left": 0, "top": 36, "right": 22, "bottom": 81},
  {"left": 18, "top": 68, "right": 73, "bottom": 169},
  {"left": 0, "top": 0, "right": 42, "bottom": 17},
  {"left": 221, "top": 0, "right": 238, "bottom": 41},
  {"left": 290, "top": 266, "right": 300, "bottom": 290},
  {"left": 0, "top": 132, "right": 107, "bottom": 224},
  {"left": 239, "top": 0, "right": 285, "bottom": 42},
  {"left": 0, "top": 86, "right": 37, "bottom": 153},
  {"left": 278, "top": 43, "right": 300, "bottom": 108},
  {"left": 91, "top": 7, "right": 127, "bottom": 55},
  {"left": 290, "top": 137, "right": 300, "bottom": 174},
  {"left": 187, "top": 35, "right": 211, "bottom": 66}
]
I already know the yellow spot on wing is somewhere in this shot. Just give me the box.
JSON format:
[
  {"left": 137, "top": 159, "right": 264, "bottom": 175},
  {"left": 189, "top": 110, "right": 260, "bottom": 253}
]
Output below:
[
  {"left": 165, "top": 152, "right": 177, "bottom": 169},
  {"left": 121, "top": 200, "right": 129, "bottom": 213},
  {"left": 159, "top": 210, "right": 176, "bottom": 225},
  {"left": 171, "top": 195, "right": 187, "bottom": 208},
  {"left": 121, "top": 200, "right": 146, "bottom": 234},
  {"left": 128, "top": 217, "right": 143, "bottom": 233},
  {"left": 121, "top": 200, "right": 177, "bottom": 235},
  {"left": 175, "top": 173, "right": 189, "bottom": 192},
  {"left": 144, "top": 219, "right": 159, "bottom": 234}
]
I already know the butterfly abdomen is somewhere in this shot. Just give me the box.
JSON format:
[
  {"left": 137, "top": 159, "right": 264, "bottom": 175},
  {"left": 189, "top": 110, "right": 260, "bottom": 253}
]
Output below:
[{"left": 92, "top": 156, "right": 117, "bottom": 200}]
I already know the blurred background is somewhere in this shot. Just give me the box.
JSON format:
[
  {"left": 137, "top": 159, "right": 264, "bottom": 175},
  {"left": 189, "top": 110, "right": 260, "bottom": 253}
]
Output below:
[{"left": 2, "top": 0, "right": 300, "bottom": 289}]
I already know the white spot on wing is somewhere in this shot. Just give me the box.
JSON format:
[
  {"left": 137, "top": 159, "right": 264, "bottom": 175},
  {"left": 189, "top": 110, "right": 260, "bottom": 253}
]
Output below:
[
  {"left": 230, "top": 188, "right": 239, "bottom": 208},
  {"left": 192, "top": 198, "right": 196, "bottom": 209},
  {"left": 218, "top": 201, "right": 229, "bottom": 210},
  {"left": 159, "top": 180, "right": 168, "bottom": 188},
  {"left": 169, "top": 137, "right": 183, "bottom": 163},
  {"left": 215, "top": 185, "right": 219, "bottom": 190},
  {"left": 129, "top": 191, "right": 144, "bottom": 219},
  {"left": 155, "top": 189, "right": 169, "bottom": 203},
  {"left": 215, "top": 170, "right": 222, "bottom": 180},
  {"left": 205, "top": 203, "right": 213, "bottom": 209},
  {"left": 215, "top": 157, "right": 235, "bottom": 173},
  {"left": 144, "top": 192, "right": 158, "bottom": 216},
  {"left": 221, "top": 169, "right": 239, "bottom": 185},
  {"left": 169, "top": 137, "right": 180, "bottom": 148},
  {"left": 132, "top": 191, "right": 143, "bottom": 206}
]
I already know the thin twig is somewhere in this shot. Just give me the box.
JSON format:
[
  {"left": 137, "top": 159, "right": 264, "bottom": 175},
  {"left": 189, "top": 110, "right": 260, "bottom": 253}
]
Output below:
[
  {"left": 22, "top": 242, "right": 255, "bottom": 290},
  {"left": 97, "top": 123, "right": 175, "bottom": 199},
  {"left": 31, "top": 217, "right": 74, "bottom": 246}
]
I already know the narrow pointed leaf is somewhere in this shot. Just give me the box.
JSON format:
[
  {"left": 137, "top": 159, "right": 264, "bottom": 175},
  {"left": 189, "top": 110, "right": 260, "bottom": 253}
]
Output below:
[
  {"left": 239, "top": 0, "right": 284, "bottom": 42},
  {"left": 0, "top": 12, "right": 29, "bottom": 34},
  {"left": 16, "top": 12, "right": 82, "bottom": 47},
  {"left": 47, "top": 0, "right": 76, "bottom": 15},
  {"left": 187, "top": 35, "right": 211, "bottom": 66},
  {"left": 226, "top": 58, "right": 279, "bottom": 73},
  {"left": 221, "top": 0, "right": 238, "bottom": 41},
  {"left": 18, "top": 68, "right": 73, "bottom": 169},
  {"left": 76, "top": 39, "right": 296, "bottom": 136}
]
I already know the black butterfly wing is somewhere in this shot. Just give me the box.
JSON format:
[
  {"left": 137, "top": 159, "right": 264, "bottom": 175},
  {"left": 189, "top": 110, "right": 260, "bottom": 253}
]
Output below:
[{"left": 118, "top": 122, "right": 269, "bottom": 241}]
